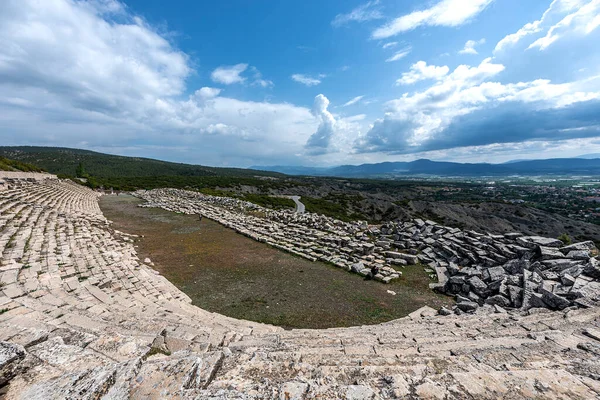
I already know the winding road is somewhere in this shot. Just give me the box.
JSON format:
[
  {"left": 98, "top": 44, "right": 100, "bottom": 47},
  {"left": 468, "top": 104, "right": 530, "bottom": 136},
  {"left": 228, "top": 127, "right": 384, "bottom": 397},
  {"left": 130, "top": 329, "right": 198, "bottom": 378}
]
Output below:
[{"left": 289, "top": 195, "right": 305, "bottom": 214}]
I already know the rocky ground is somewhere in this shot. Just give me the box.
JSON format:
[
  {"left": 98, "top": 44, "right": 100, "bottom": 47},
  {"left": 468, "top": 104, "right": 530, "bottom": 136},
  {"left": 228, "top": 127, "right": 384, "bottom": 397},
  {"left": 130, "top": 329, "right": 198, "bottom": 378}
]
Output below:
[
  {"left": 0, "top": 177, "right": 599, "bottom": 399},
  {"left": 135, "top": 188, "right": 600, "bottom": 315},
  {"left": 229, "top": 178, "right": 600, "bottom": 242}
]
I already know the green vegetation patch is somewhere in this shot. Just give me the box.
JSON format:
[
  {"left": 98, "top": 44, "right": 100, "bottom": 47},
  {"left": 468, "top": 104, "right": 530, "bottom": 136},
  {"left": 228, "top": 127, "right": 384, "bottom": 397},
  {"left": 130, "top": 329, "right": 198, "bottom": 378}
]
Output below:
[{"left": 0, "top": 156, "right": 44, "bottom": 172}]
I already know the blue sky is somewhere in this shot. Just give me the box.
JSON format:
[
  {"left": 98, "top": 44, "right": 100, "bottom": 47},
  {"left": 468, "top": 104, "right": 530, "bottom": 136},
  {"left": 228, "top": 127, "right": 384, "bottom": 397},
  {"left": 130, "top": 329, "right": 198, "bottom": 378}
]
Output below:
[{"left": 0, "top": 0, "right": 599, "bottom": 167}]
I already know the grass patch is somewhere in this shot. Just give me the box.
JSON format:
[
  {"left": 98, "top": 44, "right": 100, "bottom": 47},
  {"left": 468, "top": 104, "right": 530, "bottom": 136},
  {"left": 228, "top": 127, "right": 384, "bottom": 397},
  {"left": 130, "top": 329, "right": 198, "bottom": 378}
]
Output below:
[{"left": 147, "top": 347, "right": 171, "bottom": 357}]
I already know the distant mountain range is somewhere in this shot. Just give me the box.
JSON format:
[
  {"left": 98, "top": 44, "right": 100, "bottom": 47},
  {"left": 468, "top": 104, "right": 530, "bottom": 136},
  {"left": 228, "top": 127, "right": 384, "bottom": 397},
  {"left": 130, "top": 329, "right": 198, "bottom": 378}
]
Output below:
[
  {"left": 3, "top": 146, "right": 600, "bottom": 179},
  {"left": 254, "top": 157, "right": 600, "bottom": 178}
]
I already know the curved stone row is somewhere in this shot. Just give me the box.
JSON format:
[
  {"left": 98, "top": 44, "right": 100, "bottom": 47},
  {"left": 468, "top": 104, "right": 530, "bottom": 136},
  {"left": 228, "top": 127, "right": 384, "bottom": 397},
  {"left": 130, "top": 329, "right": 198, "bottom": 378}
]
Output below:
[
  {"left": 134, "top": 189, "right": 403, "bottom": 283},
  {"left": 0, "top": 178, "right": 598, "bottom": 399}
]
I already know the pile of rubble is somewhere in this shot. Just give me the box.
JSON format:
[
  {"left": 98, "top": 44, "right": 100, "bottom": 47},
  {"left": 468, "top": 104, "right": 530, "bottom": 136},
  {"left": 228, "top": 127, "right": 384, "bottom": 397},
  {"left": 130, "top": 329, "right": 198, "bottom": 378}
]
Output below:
[
  {"left": 378, "top": 220, "right": 600, "bottom": 314},
  {"left": 1, "top": 178, "right": 600, "bottom": 398},
  {"left": 135, "top": 188, "right": 600, "bottom": 314},
  {"left": 134, "top": 189, "right": 404, "bottom": 283}
]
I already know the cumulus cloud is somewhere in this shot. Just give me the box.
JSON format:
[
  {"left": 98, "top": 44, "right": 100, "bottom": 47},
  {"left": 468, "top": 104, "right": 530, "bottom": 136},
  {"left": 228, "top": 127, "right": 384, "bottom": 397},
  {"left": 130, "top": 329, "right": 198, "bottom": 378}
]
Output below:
[
  {"left": 459, "top": 39, "right": 486, "bottom": 55},
  {"left": 0, "top": 0, "right": 317, "bottom": 166},
  {"left": 291, "top": 74, "right": 324, "bottom": 86},
  {"left": 372, "top": 0, "right": 493, "bottom": 39},
  {"left": 195, "top": 87, "right": 221, "bottom": 99},
  {"left": 305, "top": 94, "right": 336, "bottom": 155},
  {"left": 356, "top": 55, "right": 600, "bottom": 154},
  {"left": 385, "top": 46, "right": 412, "bottom": 62},
  {"left": 396, "top": 61, "right": 450, "bottom": 85},
  {"left": 332, "top": 0, "right": 383, "bottom": 27},
  {"left": 211, "top": 63, "right": 248, "bottom": 84},
  {"left": 342, "top": 95, "right": 364, "bottom": 107}
]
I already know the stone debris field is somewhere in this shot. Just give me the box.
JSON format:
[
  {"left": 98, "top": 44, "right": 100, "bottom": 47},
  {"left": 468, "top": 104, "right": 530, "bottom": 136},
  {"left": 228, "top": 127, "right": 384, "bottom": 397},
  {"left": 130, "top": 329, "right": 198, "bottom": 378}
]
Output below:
[
  {"left": 0, "top": 177, "right": 599, "bottom": 399},
  {"left": 136, "top": 188, "right": 600, "bottom": 314}
]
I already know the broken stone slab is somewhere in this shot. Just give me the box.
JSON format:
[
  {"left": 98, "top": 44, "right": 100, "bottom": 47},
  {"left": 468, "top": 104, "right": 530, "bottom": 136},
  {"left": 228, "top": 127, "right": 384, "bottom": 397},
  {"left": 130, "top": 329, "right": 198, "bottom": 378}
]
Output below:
[
  {"left": 569, "top": 277, "right": 600, "bottom": 300},
  {"left": 517, "top": 236, "right": 563, "bottom": 249},
  {"left": 384, "top": 251, "right": 418, "bottom": 265},
  {"left": 537, "top": 246, "right": 566, "bottom": 261},
  {"left": 539, "top": 287, "right": 571, "bottom": 310},
  {"left": 483, "top": 266, "right": 507, "bottom": 282},
  {"left": 456, "top": 300, "right": 478, "bottom": 313},
  {"left": 0, "top": 341, "right": 27, "bottom": 387},
  {"left": 468, "top": 276, "right": 489, "bottom": 298},
  {"left": 444, "top": 276, "right": 466, "bottom": 294},
  {"left": 583, "top": 258, "right": 600, "bottom": 279},
  {"left": 484, "top": 294, "right": 511, "bottom": 308},
  {"left": 560, "top": 241, "right": 597, "bottom": 254},
  {"left": 565, "top": 250, "right": 590, "bottom": 260},
  {"left": 540, "top": 259, "right": 583, "bottom": 271}
]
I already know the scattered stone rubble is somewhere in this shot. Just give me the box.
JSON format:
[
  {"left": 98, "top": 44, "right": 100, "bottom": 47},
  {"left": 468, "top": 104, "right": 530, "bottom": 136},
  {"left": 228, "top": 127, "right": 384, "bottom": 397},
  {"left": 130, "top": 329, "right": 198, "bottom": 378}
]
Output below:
[
  {"left": 134, "top": 189, "right": 403, "bottom": 283},
  {"left": 135, "top": 188, "right": 600, "bottom": 315},
  {"left": 0, "top": 178, "right": 599, "bottom": 399}
]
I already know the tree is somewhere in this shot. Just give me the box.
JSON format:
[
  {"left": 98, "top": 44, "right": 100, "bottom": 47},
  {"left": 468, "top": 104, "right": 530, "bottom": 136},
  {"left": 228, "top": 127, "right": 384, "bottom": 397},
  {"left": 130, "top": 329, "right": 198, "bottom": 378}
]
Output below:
[{"left": 76, "top": 162, "right": 86, "bottom": 178}]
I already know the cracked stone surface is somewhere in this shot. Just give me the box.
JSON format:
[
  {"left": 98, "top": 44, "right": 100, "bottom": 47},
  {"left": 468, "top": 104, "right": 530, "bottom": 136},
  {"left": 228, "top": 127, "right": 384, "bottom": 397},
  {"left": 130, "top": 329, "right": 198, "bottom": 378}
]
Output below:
[{"left": 0, "top": 177, "right": 599, "bottom": 399}]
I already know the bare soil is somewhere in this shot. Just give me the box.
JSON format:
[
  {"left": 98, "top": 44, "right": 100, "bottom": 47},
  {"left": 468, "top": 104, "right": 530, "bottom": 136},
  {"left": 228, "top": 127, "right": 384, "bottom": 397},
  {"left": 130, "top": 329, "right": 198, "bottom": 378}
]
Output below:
[{"left": 99, "top": 194, "right": 450, "bottom": 329}]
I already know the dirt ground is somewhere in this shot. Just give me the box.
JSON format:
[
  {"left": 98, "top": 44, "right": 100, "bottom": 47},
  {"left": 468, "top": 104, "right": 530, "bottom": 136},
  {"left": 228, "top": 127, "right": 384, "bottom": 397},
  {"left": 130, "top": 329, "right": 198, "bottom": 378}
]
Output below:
[{"left": 99, "top": 194, "right": 451, "bottom": 329}]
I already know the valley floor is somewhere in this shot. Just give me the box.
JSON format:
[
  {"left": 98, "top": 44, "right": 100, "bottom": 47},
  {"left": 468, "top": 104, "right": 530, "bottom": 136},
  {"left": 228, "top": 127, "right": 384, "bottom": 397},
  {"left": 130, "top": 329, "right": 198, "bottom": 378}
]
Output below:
[{"left": 99, "top": 194, "right": 449, "bottom": 329}]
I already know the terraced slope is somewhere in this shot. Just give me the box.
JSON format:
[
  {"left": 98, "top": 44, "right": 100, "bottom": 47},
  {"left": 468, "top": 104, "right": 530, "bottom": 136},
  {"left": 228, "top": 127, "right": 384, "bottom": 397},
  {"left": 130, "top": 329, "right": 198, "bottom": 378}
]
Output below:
[{"left": 0, "top": 177, "right": 599, "bottom": 399}]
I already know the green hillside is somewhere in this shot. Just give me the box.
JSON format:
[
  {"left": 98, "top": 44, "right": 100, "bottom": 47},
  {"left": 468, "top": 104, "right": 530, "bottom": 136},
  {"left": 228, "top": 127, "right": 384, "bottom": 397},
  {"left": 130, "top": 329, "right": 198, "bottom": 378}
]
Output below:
[
  {"left": 0, "top": 156, "right": 44, "bottom": 173},
  {"left": 0, "top": 146, "right": 279, "bottom": 178}
]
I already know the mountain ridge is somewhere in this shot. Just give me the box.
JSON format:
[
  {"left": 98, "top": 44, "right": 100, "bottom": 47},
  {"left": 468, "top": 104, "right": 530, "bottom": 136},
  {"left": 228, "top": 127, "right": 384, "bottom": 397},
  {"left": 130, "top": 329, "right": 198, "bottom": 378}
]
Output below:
[{"left": 254, "top": 157, "right": 600, "bottom": 177}]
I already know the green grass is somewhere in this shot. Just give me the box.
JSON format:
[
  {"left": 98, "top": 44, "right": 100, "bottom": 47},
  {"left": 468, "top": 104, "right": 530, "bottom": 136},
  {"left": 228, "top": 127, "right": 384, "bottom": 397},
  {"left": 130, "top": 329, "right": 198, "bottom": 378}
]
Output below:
[
  {"left": 301, "top": 195, "right": 367, "bottom": 221},
  {"left": 146, "top": 346, "right": 171, "bottom": 357}
]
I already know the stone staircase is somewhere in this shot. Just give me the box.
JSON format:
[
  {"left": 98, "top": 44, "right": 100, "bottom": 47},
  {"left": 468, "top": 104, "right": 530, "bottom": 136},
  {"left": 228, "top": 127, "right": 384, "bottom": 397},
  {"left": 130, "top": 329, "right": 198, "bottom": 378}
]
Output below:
[{"left": 0, "top": 178, "right": 599, "bottom": 399}]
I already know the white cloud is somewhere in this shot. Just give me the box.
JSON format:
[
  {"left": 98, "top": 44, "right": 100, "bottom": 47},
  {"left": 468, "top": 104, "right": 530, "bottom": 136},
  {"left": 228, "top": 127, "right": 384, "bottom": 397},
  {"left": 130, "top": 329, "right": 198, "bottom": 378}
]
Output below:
[
  {"left": 459, "top": 38, "right": 485, "bottom": 55},
  {"left": 211, "top": 63, "right": 248, "bottom": 85},
  {"left": 494, "top": 0, "right": 592, "bottom": 53},
  {"left": 332, "top": 0, "right": 383, "bottom": 27},
  {"left": 305, "top": 94, "right": 336, "bottom": 154},
  {"left": 342, "top": 95, "right": 364, "bottom": 107},
  {"left": 249, "top": 66, "right": 273, "bottom": 88},
  {"left": 0, "top": 0, "right": 318, "bottom": 166},
  {"left": 385, "top": 46, "right": 412, "bottom": 62},
  {"left": 372, "top": 0, "right": 493, "bottom": 39},
  {"left": 396, "top": 61, "right": 450, "bottom": 85},
  {"left": 528, "top": 0, "right": 600, "bottom": 50},
  {"left": 291, "top": 74, "right": 324, "bottom": 86},
  {"left": 382, "top": 41, "right": 397, "bottom": 49},
  {"left": 357, "top": 56, "right": 600, "bottom": 154},
  {"left": 195, "top": 87, "right": 221, "bottom": 99}
]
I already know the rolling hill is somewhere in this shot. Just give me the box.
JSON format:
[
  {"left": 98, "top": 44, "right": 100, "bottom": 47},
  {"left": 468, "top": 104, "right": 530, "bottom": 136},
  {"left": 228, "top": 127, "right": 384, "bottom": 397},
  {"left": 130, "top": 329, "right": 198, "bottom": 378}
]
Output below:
[{"left": 0, "top": 146, "right": 280, "bottom": 178}]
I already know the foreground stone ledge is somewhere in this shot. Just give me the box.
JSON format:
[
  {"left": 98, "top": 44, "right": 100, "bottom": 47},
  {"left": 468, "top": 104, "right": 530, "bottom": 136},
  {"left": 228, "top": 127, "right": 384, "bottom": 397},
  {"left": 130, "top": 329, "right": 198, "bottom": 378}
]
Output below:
[{"left": 0, "top": 177, "right": 597, "bottom": 399}]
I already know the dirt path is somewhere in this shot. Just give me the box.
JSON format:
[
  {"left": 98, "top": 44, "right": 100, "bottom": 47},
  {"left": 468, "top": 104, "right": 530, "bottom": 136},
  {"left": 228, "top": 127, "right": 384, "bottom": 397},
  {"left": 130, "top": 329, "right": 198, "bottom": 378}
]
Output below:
[{"left": 99, "top": 194, "right": 450, "bottom": 329}]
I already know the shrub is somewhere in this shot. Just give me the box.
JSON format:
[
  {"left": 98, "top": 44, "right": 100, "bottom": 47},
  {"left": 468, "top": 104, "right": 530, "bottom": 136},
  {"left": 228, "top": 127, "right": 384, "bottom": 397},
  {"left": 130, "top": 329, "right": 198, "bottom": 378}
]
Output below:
[{"left": 558, "top": 233, "right": 572, "bottom": 245}]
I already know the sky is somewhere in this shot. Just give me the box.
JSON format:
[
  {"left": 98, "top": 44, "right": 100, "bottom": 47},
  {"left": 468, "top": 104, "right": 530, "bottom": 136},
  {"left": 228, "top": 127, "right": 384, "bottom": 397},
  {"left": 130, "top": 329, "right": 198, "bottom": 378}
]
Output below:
[{"left": 0, "top": 0, "right": 599, "bottom": 167}]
